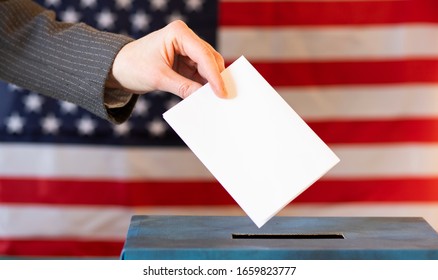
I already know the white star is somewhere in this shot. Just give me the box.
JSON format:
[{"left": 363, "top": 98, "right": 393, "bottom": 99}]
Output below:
[
  {"left": 115, "top": 0, "right": 133, "bottom": 10},
  {"left": 5, "top": 113, "right": 25, "bottom": 134},
  {"left": 76, "top": 116, "right": 97, "bottom": 135},
  {"left": 23, "top": 93, "right": 44, "bottom": 113},
  {"left": 60, "top": 7, "right": 81, "bottom": 23},
  {"left": 96, "top": 9, "right": 116, "bottom": 30},
  {"left": 166, "top": 12, "right": 187, "bottom": 24},
  {"left": 59, "top": 101, "right": 78, "bottom": 114},
  {"left": 151, "top": 0, "right": 168, "bottom": 11},
  {"left": 41, "top": 114, "right": 61, "bottom": 135},
  {"left": 8, "top": 83, "right": 23, "bottom": 92},
  {"left": 148, "top": 119, "right": 167, "bottom": 136},
  {"left": 131, "top": 11, "right": 151, "bottom": 32},
  {"left": 113, "top": 122, "right": 131, "bottom": 136},
  {"left": 133, "top": 98, "right": 150, "bottom": 116},
  {"left": 81, "top": 0, "right": 97, "bottom": 9},
  {"left": 185, "top": 0, "right": 203, "bottom": 12},
  {"left": 45, "top": 0, "right": 61, "bottom": 7}
]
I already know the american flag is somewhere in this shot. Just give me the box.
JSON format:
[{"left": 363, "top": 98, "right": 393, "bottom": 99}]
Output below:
[{"left": 1, "top": 0, "right": 438, "bottom": 258}]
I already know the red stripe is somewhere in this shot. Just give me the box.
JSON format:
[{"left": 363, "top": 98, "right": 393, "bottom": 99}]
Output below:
[
  {"left": 2, "top": 177, "right": 438, "bottom": 205},
  {"left": 239, "top": 59, "right": 438, "bottom": 87},
  {"left": 219, "top": 1, "right": 438, "bottom": 26},
  {"left": 308, "top": 119, "right": 438, "bottom": 144},
  {"left": 0, "top": 239, "right": 123, "bottom": 257},
  {"left": 298, "top": 178, "right": 438, "bottom": 203},
  {"left": 0, "top": 178, "right": 235, "bottom": 206}
]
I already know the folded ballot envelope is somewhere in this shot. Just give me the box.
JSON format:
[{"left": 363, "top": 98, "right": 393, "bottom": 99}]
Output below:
[{"left": 163, "top": 56, "right": 340, "bottom": 228}]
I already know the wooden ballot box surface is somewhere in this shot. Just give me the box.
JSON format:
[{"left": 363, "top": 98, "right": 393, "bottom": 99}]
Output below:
[{"left": 121, "top": 215, "right": 438, "bottom": 260}]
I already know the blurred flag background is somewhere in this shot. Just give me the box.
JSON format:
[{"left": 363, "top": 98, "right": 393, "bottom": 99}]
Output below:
[{"left": 1, "top": 0, "right": 438, "bottom": 258}]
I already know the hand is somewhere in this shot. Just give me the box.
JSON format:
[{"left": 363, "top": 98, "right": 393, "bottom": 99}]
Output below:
[{"left": 107, "top": 20, "right": 227, "bottom": 99}]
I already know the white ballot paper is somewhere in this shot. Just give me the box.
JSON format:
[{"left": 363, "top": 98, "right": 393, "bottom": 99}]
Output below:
[{"left": 163, "top": 56, "right": 340, "bottom": 228}]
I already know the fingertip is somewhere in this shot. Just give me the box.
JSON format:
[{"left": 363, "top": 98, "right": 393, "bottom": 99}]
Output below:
[{"left": 212, "top": 81, "right": 230, "bottom": 99}]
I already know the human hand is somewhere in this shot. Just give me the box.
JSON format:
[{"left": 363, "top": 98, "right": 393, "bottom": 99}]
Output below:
[{"left": 107, "top": 20, "right": 227, "bottom": 99}]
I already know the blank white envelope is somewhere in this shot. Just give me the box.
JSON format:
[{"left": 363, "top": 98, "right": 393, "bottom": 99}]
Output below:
[{"left": 163, "top": 56, "right": 340, "bottom": 228}]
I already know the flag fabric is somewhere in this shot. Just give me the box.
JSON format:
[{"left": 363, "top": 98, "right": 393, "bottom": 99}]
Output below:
[{"left": 1, "top": 0, "right": 438, "bottom": 258}]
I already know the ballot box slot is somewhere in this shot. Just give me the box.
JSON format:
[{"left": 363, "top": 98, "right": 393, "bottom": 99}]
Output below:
[{"left": 232, "top": 233, "right": 345, "bottom": 239}]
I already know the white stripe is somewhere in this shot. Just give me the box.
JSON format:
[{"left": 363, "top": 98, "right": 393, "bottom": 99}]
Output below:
[
  {"left": 329, "top": 144, "right": 438, "bottom": 178},
  {"left": 0, "top": 144, "right": 211, "bottom": 179},
  {"left": 1, "top": 203, "right": 437, "bottom": 238},
  {"left": 1, "top": 143, "right": 438, "bottom": 179},
  {"left": 279, "top": 84, "right": 438, "bottom": 120},
  {"left": 0, "top": 205, "right": 133, "bottom": 239},
  {"left": 219, "top": 25, "right": 438, "bottom": 61}
]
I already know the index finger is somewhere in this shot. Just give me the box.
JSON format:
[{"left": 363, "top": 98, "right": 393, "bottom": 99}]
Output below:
[{"left": 167, "top": 21, "right": 228, "bottom": 98}]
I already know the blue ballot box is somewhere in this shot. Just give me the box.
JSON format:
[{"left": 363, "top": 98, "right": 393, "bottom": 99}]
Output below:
[{"left": 121, "top": 215, "right": 438, "bottom": 260}]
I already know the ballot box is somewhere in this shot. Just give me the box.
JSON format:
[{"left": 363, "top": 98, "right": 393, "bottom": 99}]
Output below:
[{"left": 120, "top": 215, "right": 438, "bottom": 260}]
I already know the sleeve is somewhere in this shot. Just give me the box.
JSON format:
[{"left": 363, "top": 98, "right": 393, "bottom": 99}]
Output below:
[{"left": 0, "top": 0, "right": 138, "bottom": 124}]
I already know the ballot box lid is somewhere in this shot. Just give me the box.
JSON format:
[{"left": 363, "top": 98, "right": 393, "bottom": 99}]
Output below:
[{"left": 121, "top": 215, "right": 438, "bottom": 260}]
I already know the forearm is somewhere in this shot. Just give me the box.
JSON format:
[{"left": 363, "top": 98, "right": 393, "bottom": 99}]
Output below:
[{"left": 0, "top": 0, "right": 137, "bottom": 123}]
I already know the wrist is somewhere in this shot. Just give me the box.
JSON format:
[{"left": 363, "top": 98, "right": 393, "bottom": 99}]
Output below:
[{"left": 105, "top": 66, "right": 123, "bottom": 90}]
